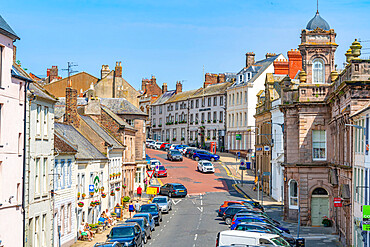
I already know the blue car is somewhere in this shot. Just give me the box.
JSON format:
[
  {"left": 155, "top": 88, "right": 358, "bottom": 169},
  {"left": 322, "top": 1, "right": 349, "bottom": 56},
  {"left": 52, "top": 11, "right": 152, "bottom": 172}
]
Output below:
[
  {"left": 138, "top": 204, "right": 162, "bottom": 226},
  {"left": 174, "top": 145, "right": 189, "bottom": 152},
  {"left": 133, "top": 213, "right": 155, "bottom": 231},
  {"left": 192, "top": 150, "right": 219, "bottom": 161},
  {"left": 106, "top": 223, "right": 144, "bottom": 246},
  {"left": 230, "top": 216, "right": 290, "bottom": 233},
  {"left": 146, "top": 154, "right": 151, "bottom": 164}
]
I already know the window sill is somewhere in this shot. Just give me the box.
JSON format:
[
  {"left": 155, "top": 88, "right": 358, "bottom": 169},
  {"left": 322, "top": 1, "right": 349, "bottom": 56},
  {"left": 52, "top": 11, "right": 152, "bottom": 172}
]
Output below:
[
  {"left": 0, "top": 144, "right": 3, "bottom": 148},
  {"left": 0, "top": 87, "right": 5, "bottom": 90}
]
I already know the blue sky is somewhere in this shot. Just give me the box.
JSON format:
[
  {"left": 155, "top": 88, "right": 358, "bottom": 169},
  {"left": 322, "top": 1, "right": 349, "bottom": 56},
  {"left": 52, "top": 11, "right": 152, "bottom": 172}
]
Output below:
[{"left": 2, "top": 0, "right": 370, "bottom": 91}]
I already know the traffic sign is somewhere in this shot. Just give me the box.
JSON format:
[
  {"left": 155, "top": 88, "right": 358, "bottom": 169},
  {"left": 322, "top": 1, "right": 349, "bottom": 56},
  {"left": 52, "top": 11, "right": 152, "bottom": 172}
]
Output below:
[
  {"left": 364, "top": 205, "right": 370, "bottom": 231},
  {"left": 334, "top": 197, "right": 342, "bottom": 207},
  {"left": 146, "top": 170, "right": 154, "bottom": 178},
  {"left": 264, "top": 146, "right": 270, "bottom": 152},
  {"left": 89, "top": 185, "right": 94, "bottom": 193},
  {"left": 146, "top": 187, "right": 158, "bottom": 195},
  {"left": 236, "top": 134, "right": 242, "bottom": 140},
  {"left": 239, "top": 160, "right": 246, "bottom": 170}
]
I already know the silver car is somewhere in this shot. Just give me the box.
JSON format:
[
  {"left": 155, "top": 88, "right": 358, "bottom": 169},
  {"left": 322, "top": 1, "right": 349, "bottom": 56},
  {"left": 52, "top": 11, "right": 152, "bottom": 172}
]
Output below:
[{"left": 151, "top": 196, "right": 172, "bottom": 213}]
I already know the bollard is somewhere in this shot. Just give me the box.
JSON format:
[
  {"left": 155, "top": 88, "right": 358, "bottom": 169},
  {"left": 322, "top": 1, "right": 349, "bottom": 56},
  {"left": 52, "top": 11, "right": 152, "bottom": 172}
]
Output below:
[{"left": 296, "top": 238, "right": 305, "bottom": 247}]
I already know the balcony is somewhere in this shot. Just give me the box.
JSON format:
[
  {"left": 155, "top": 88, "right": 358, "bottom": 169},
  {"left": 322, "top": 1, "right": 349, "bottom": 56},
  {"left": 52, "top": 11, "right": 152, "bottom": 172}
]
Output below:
[{"left": 299, "top": 84, "right": 331, "bottom": 103}]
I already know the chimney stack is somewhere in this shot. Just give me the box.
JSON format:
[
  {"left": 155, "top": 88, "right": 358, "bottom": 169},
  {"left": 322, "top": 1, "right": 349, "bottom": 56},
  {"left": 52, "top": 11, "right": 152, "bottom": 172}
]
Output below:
[
  {"left": 245, "top": 52, "right": 255, "bottom": 68},
  {"left": 273, "top": 59, "right": 289, "bottom": 75},
  {"left": 101, "top": 65, "right": 110, "bottom": 79},
  {"left": 115, "top": 61, "right": 122, "bottom": 78},
  {"left": 13, "top": 45, "right": 17, "bottom": 63},
  {"left": 64, "top": 83, "right": 80, "bottom": 127},
  {"left": 287, "top": 49, "right": 302, "bottom": 79},
  {"left": 151, "top": 75, "right": 156, "bottom": 85},
  {"left": 162, "top": 83, "right": 168, "bottom": 94},
  {"left": 265, "top": 53, "right": 277, "bottom": 59},
  {"left": 48, "top": 66, "right": 59, "bottom": 81},
  {"left": 176, "top": 81, "right": 182, "bottom": 94},
  {"left": 141, "top": 79, "right": 149, "bottom": 91}
]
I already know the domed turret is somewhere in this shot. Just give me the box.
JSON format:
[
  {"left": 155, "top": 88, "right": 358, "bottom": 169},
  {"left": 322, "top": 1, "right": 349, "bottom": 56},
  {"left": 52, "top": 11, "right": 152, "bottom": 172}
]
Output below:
[{"left": 306, "top": 12, "right": 330, "bottom": 30}]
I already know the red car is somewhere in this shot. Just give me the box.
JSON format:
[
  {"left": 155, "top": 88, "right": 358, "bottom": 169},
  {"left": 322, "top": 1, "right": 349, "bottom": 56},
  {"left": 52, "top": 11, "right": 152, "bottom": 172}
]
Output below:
[
  {"left": 154, "top": 165, "right": 167, "bottom": 177},
  {"left": 159, "top": 143, "right": 171, "bottom": 150}
]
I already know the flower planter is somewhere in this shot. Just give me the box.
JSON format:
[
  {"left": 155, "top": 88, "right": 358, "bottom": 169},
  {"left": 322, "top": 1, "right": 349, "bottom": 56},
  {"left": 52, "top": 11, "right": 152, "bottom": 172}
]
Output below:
[
  {"left": 101, "top": 193, "right": 107, "bottom": 198},
  {"left": 82, "top": 193, "right": 86, "bottom": 199},
  {"left": 89, "top": 192, "right": 94, "bottom": 196},
  {"left": 115, "top": 187, "right": 120, "bottom": 191},
  {"left": 78, "top": 202, "right": 84, "bottom": 207}
]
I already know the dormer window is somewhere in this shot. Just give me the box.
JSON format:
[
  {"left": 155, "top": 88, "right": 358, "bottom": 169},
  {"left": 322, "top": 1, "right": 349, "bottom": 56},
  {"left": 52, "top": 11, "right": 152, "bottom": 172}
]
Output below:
[
  {"left": 312, "top": 58, "right": 325, "bottom": 83},
  {"left": 239, "top": 74, "right": 243, "bottom": 82},
  {"left": 247, "top": 73, "right": 251, "bottom": 81}
]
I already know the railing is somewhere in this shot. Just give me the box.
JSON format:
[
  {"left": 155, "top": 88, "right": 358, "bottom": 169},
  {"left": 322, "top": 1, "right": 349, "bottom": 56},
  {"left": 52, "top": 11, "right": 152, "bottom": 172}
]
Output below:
[{"left": 299, "top": 84, "right": 331, "bottom": 102}]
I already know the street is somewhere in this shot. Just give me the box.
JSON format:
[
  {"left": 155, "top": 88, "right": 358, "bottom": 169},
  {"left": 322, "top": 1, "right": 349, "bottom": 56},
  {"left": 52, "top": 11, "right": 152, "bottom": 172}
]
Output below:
[{"left": 145, "top": 149, "right": 341, "bottom": 247}]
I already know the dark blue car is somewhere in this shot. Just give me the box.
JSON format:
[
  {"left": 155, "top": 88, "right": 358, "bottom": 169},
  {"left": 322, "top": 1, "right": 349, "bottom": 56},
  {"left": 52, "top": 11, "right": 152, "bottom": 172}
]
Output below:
[
  {"left": 192, "top": 150, "right": 219, "bottom": 161},
  {"left": 106, "top": 223, "right": 144, "bottom": 246},
  {"left": 230, "top": 216, "right": 290, "bottom": 233},
  {"left": 138, "top": 204, "right": 162, "bottom": 226}
]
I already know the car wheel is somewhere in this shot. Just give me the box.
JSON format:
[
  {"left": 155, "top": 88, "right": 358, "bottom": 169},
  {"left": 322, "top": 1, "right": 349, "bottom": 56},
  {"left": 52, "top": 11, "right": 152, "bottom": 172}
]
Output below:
[
  {"left": 225, "top": 217, "right": 232, "bottom": 225},
  {"left": 169, "top": 192, "right": 172, "bottom": 198},
  {"left": 195, "top": 157, "right": 200, "bottom": 161},
  {"left": 148, "top": 230, "right": 152, "bottom": 239},
  {"left": 141, "top": 238, "right": 145, "bottom": 246},
  {"left": 144, "top": 234, "right": 148, "bottom": 244},
  {"left": 211, "top": 157, "right": 215, "bottom": 162},
  {"left": 197, "top": 166, "right": 199, "bottom": 171}
]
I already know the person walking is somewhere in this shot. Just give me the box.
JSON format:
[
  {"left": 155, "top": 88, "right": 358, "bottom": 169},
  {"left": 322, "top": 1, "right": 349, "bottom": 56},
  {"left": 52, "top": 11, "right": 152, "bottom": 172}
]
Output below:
[
  {"left": 134, "top": 200, "right": 141, "bottom": 212},
  {"left": 137, "top": 185, "right": 142, "bottom": 199}
]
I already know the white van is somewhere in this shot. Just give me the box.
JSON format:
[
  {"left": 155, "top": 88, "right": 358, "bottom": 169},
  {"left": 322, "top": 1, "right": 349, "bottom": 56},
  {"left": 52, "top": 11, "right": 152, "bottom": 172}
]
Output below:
[{"left": 216, "top": 230, "right": 290, "bottom": 246}]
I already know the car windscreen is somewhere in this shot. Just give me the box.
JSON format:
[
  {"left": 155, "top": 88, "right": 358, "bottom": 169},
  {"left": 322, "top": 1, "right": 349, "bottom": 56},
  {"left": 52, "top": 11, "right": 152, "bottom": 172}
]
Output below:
[
  {"left": 173, "top": 185, "right": 186, "bottom": 190},
  {"left": 271, "top": 237, "right": 290, "bottom": 246},
  {"left": 171, "top": 151, "right": 181, "bottom": 155},
  {"left": 158, "top": 166, "right": 166, "bottom": 171},
  {"left": 126, "top": 219, "right": 144, "bottom": 228},
  {"left": 140, "top": 205, "right": 158, "bottom": 212},
  {"left": 151, "top": 161, "right": 161, "bottom": 166},
  {"left": 203, "top": 162, "right": 212, "bottom": 166},
  {"left": 109, "top": 227, "right": 134, "bottom": 238},
  {"left": 152, "top": 198, "right": 167, "bottom": 203},
  {"left": 133, "top": 214, "right": 149, "bottom": 221}
]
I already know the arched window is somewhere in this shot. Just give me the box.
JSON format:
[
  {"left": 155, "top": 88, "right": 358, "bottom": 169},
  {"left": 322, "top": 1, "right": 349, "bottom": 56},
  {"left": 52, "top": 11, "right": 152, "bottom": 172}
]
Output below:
[
  {"left": 312, "top": 58, "right": 325, "bottom": 83},
  {"left": 312, "top": 187, "right": 328, "bottom": 195},
  {"left": 289, "top": 180, "right": 298, "bottom": 209}
]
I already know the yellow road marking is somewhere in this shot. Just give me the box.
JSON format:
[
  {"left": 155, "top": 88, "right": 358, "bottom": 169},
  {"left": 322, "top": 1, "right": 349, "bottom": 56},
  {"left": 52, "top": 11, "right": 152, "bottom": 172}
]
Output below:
[
  {"left": 232, "top": 184, "right": 249, "bottom": 199},
  {"left": 156, "top": 177, "right": 163, "bottom": 186},
  {"left": 220, "top": 162, "right": 238, "bottom": 179}
]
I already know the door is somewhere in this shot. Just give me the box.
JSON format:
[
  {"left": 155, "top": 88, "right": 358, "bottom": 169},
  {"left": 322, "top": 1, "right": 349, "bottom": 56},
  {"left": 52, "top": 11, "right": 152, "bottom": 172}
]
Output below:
[{"left": 311, "top": 196, "right": 329, "bottom": 226}]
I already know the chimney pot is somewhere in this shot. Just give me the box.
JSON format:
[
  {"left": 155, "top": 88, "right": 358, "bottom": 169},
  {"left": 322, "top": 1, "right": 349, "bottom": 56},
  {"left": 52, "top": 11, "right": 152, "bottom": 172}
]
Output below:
[{"left": 245, "top": 52, "right": 255, "bottom": 68}]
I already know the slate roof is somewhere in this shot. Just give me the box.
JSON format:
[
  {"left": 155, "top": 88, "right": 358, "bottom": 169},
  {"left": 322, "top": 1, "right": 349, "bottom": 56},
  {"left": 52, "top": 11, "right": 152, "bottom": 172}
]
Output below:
[
  {"left": 306, "top": 12, "right": 330, "bottom": 31},
  {"left": 29, "top": 82, "right": 58, "bottom": 102},
  {"left": 11, "top": 64, "right": 33, "bottom": 82},
  {"left": 100, "top": 98, "right": 146, "bottom": 116},
  {"left": 55, "top": 123, "right": 107, "bottom": 160},
  {"left": 152, "top": 90, "right": 176, "bottom": 105},
  {"left": 54, "top": 97, "right": 88, "bottom": 119},
  {"left": 0, "top": 15, "right": 19, "bottom": 40},
  {"left": 166, "top": 88, "right": 201, "bottom": 103},
  {"left": 229, "top": 54, "right": 283, "bottom": 89},
  {"left": 190, "top": 82, "right": 232, "bottom": 98},
  {"left": 80, "top": 115, "right": 124, "bottom": 149},
  {"left": 54, "top": 133, "right": 78, "bottom": 154},
  {"left": 100, "top": 105, "right": 135, "bottom": 131}
]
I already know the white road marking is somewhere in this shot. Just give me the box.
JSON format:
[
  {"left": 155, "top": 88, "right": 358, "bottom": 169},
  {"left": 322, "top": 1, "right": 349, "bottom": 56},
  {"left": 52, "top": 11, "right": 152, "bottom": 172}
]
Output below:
[
  {"left": 194, "top": 234, "right": 198, "bottom": 241},
  {"left": 167, "top": 220, "right": 169, "bottom": 223},
  {"left": 170, "top": 216, "right": 172, "bottom": 219},
  {"left": 173, "top": 199, "right": 182, "bottom": 205},
  {"left": 164, "top": 224, "right": 166, "bottom": 227},
  {"left": 197, "top": 207, "right": 203, "bottom": 212},
  {"left": 160, "top": 229, "right": 163, "bottom": 231}
]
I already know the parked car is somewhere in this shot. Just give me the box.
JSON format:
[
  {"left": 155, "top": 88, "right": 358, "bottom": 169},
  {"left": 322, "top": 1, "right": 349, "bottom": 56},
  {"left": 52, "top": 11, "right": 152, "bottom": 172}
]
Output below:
[
  {"left": 239, "top": 200, "right": 264, "bottom": 212},
  {"left": 125, "top": 217, "right": 151, "bottom": 243},
  {"left": 94, "top": 242, "right": 123, "bottom": 247},
  {"left": 146, "top": 140, "right": 155, "bottom": 148},
  {"left": 230, "top": 216, "right": 290, "bottom": 233},
  {"left": 133, "top": 213, "right": 155, "bottom": 231},
  {"left": 145, "top": 154, "right": 151, "bottom": 164},
  {"left": 169, "top": 144, "right": 177, "bottom": 149},
  {"left": 149, "top": 159, "right": 161, "bottom": 170},
  {"left": 154, "top": 165, "right": 167, "bottom": 177},
  {"left": 235, "top": 210, "right": 279, "bottom": 225},
  {"left": 222, "top": 205, "right": 249, "bottom": 225},
  {"left": 167, "top": 150, "right": 183, "bottom": 161},
  {"left": 138, "top": 203, "right": 162, "bottom": 226},
  {"left": 231, "top": 214, "right": 277, "bottom": 230},
  {"left": 184, "top": 147, "right": 197, "bottom": 157},
  {"left": 174, "top": 144, "right": 189, "bottom": 153},
  {"left": 218, "top": 201, "right": 261, "bottom": 217},
  {"left": 160, "top": 183, "right": 187, "bottom": 197},
  {"left": 216, "top": 230, "right": 290, "bottom": 247},
  {"left": 154, "top": 142, "right": 163, "bottom": 149},
  {"left": 197, "top": 160, "right": 215, "bottom": 173},
  {"left": 152, "top": 196, "right": 172, "bottom": 213},
  {"left": 234, "top": 222, "right": 295, "bottom": 246},
  {"left": 106, "top": 223, "right": 144, "bottom": 246},
  {"left": 159, "top": 143, "right": 171, "bottom": 150},
  {"left": 192, "top": 150, "right": 219, "bottom": 161}
]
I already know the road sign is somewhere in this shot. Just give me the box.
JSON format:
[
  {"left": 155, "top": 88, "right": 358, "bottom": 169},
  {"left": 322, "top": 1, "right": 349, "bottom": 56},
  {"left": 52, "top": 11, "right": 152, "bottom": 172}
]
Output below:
[
  {"left": 239, "top": 160, "right": 246, "bottom": 170},
  {"left": 236, "top": 134, "right": 242, "bottom": 140},
  {"left": 155, "top": 165, "right": 159, "bottom": 171},
  {"left": 334, "top": 197, "right": 342, "bottom": 207},
  {"left": 264, "top": 146, "right": 270, "bottom": 152},
  {"left": 146, "top": 170, "right": 154, "bottom": 178},
  {"left": 237, "top": 152, "right": 241, "bottom": 158},
  {"left": 363, "top": 205, "right": 370, "bottom": 231},
  {"left": 146, "top": 187, "right": 158, "bottom": 195},
  {"left": 263, "top": 172, "right": 271, "bottom": 176},
  {"left": 89, "top": 185, "right": 94, "bottom": 193}
]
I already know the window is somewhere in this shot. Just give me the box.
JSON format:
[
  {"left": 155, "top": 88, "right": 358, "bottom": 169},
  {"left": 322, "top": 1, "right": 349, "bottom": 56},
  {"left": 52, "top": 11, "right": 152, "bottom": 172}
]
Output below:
[
  {"left": 245, "top": 91, "right": 247, "bottom": 103},
  {"left": 0, "top": 46, "right": 3, "bottom": 87},
  {"left": 240, "top": 92, "right": 242, "bottom": 104},
  {"left": 54, "top": 160, "right": 59, "bottom": 190},
  {"left": 175, "top": 103, "right": 178, "bottom": 110},
  {"left": 172, "top": 129, "right": 176, "bottom": 140},
  {"left": 67, "top": 159, "right": 72, "bottom": 187},
  {"left": 202, "top": 98, "right": 205, "bottom": 107},
  {"left": 220, "top": 112, "right": 223, "bottom": 123},
  {"left": 36, "top": 105, "right": 42, "bottom": 136},
  {"left": 312, "top": 130, "right": 326, "bottom": 160},
  {"left": 207, "top": 112, "right": 211, "bottom": 122},
  {"left": 61, "top": 160, "right": 65, "bottom": 189},
  {"left": 220, "top": 96, "right": 223, "bottom": 106},
  {"left": 34, "top": 216, "right": 40, "bottom": 247},
  {"left": 191, "top": 100, "right": 194, "bottom": 109},
  {"left": 166, "top": 130, "right": 170, "bottom": 140},
  {"left": 175, "top": 113, "right": 178, "bottom": 122},
  {"left": 232, "top": 94, "right": 235, "bottom": 105},
  {"left": 81, "top": 173, "right": 85, "bottom": 194},
  {"left": 196, "top": 99, "right": 199, "bottom": 108},
  {"left": 312, "top": 58, "right": 325, "bottom": 83},
  {"left": 236, "top": 93, "right": 239, "bottom": 104},
  {"left": 208, "top": 98, "right": 211, "bottom": 107},
  {"left": 289, "top": 180, "right": 298, "bottom": 208},
  {"left": 42, "top": 158, "right": 47, "bottom": 194},
  {"left": 35, "top": 158, "right": 40, "bottom": 195},
  {"left": 159, "top": 118, "right": 162, "bottom": 125},
  {"left": 68, "top": 204, "right": 72, "bottom": 233},
  {"left": 159, "top": 106, "right": 162, "bottom": 114},
  {"left": 213, "top": 112, "right": 217, "bottom": 122},
  {"left": 153, "top": 106, "right": 156, "bottom": 114},
  {"left": 201, "top": 113, "right": 204, "bottom": 122},
  {"left": 190, "top": 114, "right": 193, "bottom": 123},
  {"left": 61, "top": 205, "right": 65, "bottom": 235},
  {"left": 153, "top": 118, "right": 156, "bottom": 126},
  {"left": 43, "top": 107, "right": 48, "bottom": 137},
  {"left": 18, "top": 133, "right": 22, "bottom": 155},
  {"left": 42, "top": 214, "right": 46, "bottom": 247},
  {"left": 181, "top": 128, "right": 185, "bottom": 139},
  {"left": 214, "top": 97, "right": 217, "bottom": 106},
  {"left": 0, "top": 104, "right": 2, "bottom": 143},
  {"left": 244, "top": 113, "right": 247, "bottom": 126}
]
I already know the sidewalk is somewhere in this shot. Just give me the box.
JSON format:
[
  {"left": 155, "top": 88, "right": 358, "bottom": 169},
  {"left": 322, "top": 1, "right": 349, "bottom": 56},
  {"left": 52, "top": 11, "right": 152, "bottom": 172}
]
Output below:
[{"left": 218, "top": 152, "right": 282, "bottom": 206}]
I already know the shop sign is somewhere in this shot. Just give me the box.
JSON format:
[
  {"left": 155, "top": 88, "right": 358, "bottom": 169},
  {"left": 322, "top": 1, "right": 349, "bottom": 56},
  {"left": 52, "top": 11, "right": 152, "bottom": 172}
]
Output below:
[{"left": 363, "top": 205, "right": 370, "bottom": 231}]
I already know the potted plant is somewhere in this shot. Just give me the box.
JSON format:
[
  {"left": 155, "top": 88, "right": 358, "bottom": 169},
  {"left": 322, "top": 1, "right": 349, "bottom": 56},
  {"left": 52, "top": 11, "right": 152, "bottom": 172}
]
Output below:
[
  {"left": 82, "top": 193, "right": 86, "bottom": 199},
  {"left": 201, "top": 121, "right": 204, "bottom": 124},
  {"left": 213, "top": 120, "right": 216, "bottom": 123},
  {"left": 110, "top": 174, "right": 113, "bottom": 179},
  {"left": 122, "top": 184, "right": 127, "bottom": 189},
  {"left": 166, "top": 138, "right": 170, "bottom": 142},
  {"left": 219, "top": 120, "right": 223, "bottom": 123},
  {"left": 181, "top": 137, "right": 185, "bottom": 141},
  {"left": 89, "top": 191, "right": 94, "bottom": 197},
  {"left": 100, "top": 187, "right": 104, "bottom": 192},
  {"left": 322, "top": 216, "right": 332, "bottom": 227},
  {"left": 113, "top": 173, "right": 116, "bottom": 178},
  {"left": 158, "top": 124, "right": 162, "bottom": 127},
  {"left": 77, "top": 192, "right": 81, "bottom": 199},
  {"left": 153, "top": 124, "right": 156, "bottom": 127},
  {"left": 122, "top": 196, "right": 130, "bottom": 202},
  {"left": 117, "top": 172, "right": 121, "bottom": 177},
  {"left": 212, "top": 136, "right": 216, "bottom": 140},
  {"left": 110, "top": 191, "right": 115, "bottom": 196},
  {"left": 175, "top": 121, "right": 178, "bottom": 124},
  {"left": 172, "top": 138, "right": 176, "bottom": 141},
  {"left": 78, "top": 202, "right": 84, "bottom": 207},
  {"left": 90, "top": 201, "right": 95, "bottom": 207},
  {"left": 195, "top": 121, "right": 198, "bottom": 124},
  {"left": 207, "top": 120, "right": 211, "bottom": 123},
  {"left": 115, "top": 187, "right": 120, "bottom": 191},
  {"left": 101, "top": 192, "right": 107, "bottom": 198}
]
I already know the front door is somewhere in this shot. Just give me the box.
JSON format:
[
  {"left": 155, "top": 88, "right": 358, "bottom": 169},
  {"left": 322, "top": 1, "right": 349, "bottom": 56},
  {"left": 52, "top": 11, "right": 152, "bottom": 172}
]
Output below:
[{"left": 311, "top": 196, "right": 329, "bottom": 226}]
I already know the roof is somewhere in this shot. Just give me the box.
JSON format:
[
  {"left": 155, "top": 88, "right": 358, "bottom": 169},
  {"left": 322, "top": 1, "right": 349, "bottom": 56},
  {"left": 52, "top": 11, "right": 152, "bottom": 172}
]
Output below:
[
  {"left": 350, "top": 101, "right": 370, "bottom": 118},
  {"left": 80, "top": 115, "right": 124, "bottom": 149},
  {"left": 166, "top": 88, "right": 201, "bottom": 103},
  {"left": 54, "top": 123, "right": 107, "bottom": 160},
  {"left": 54, "top": 97, "right": 88, "bottom": 119},
  {"left": 54, "top": 133, "right": 78, "bottom": 154},
  {"left": 100, "top": 98, "right": 146, "bottom": 116},
  {"left": 0, "top": 15, "right": 19, "bottom": 40},
  {"left": 306, "top": 12, "right": 330, "bottom": 31},
  {"left": 229, "top": 54, "right": 283, "bottom": 89},
  {"left": 152, "top": 90, "right": 176, "bottom": 105},
  {"left": 29, "top": 82, "right": 58, "bottom": 102},
  {"left": 100, "top": 105, "right": 135, "bottom": 130},
  {"left": 11, "top": 64, "right": 33, "bottom": 82},
  {"left": 190, "top": 82, "right": 232, "bottom": 98}
]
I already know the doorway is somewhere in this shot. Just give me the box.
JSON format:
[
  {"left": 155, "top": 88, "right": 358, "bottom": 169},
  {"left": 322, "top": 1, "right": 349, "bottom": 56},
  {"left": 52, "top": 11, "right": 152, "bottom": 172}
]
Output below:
[{"left": 311, "top": 187, "right": 329, "bottom": 226}]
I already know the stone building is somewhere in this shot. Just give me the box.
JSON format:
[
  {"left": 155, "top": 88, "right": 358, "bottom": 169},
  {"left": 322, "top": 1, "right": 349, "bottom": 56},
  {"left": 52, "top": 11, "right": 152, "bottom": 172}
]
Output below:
[{"left": 280, "top": 11, "right": 370, "bottom": 246}]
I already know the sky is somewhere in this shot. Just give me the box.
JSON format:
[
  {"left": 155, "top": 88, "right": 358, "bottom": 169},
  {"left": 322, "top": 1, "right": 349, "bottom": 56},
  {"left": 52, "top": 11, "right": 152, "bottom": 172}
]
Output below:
[{"left": 2, "top": 0, "right": 370, "bottom": 92}]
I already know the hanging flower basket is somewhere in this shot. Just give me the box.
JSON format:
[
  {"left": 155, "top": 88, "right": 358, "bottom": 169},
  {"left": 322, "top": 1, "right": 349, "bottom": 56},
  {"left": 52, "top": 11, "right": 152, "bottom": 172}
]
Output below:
[
  {"left": 115, "top": 187, "right": 120, "bottom": 191},
  {"left": 77, "top": 192, "right": 81, "bottom": 199},
  {"left": 118, "top": 172, "right": 121, "bottom": 177},
  {"left": 110, "top": 191, "right": 115, "bottom": 196},
  {"left": 122, "top": 184, "right": 127, "bottom": 189},
  {"left": 100, "top": 187, "right": 104, "bottom": 192},
  {"left": 78, "top": 202, "right": 84, "bottom": 207},
  {"left": 110, "top": 174, "right": 113, "bottom": 179},
  {"left": 90, "top": 202, "right": 95, "bottom": 207},
  {"left": 89, "top": 192, "right": 94, "bottom": 196},
  {"left": 101, "top": 193, "right": 107, "bottom": 198},
  {"left": 94, "top": 200, "right": 100, "bottom": 205},
  {"left": 82, "top": 193, "right": 86, "bottom": 198}
]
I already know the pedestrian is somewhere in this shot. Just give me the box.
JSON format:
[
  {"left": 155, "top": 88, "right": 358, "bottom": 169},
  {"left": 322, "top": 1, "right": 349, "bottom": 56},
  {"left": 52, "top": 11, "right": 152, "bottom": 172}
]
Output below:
[
  {"left": 129, "top": 202, "right": 135, "bottom": 217},
  {"left": 134, "top": 200, "right": 141, "bottom": 212},
  {"left": 137, "top": 185, "right": 142, "bottom": 199}
]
